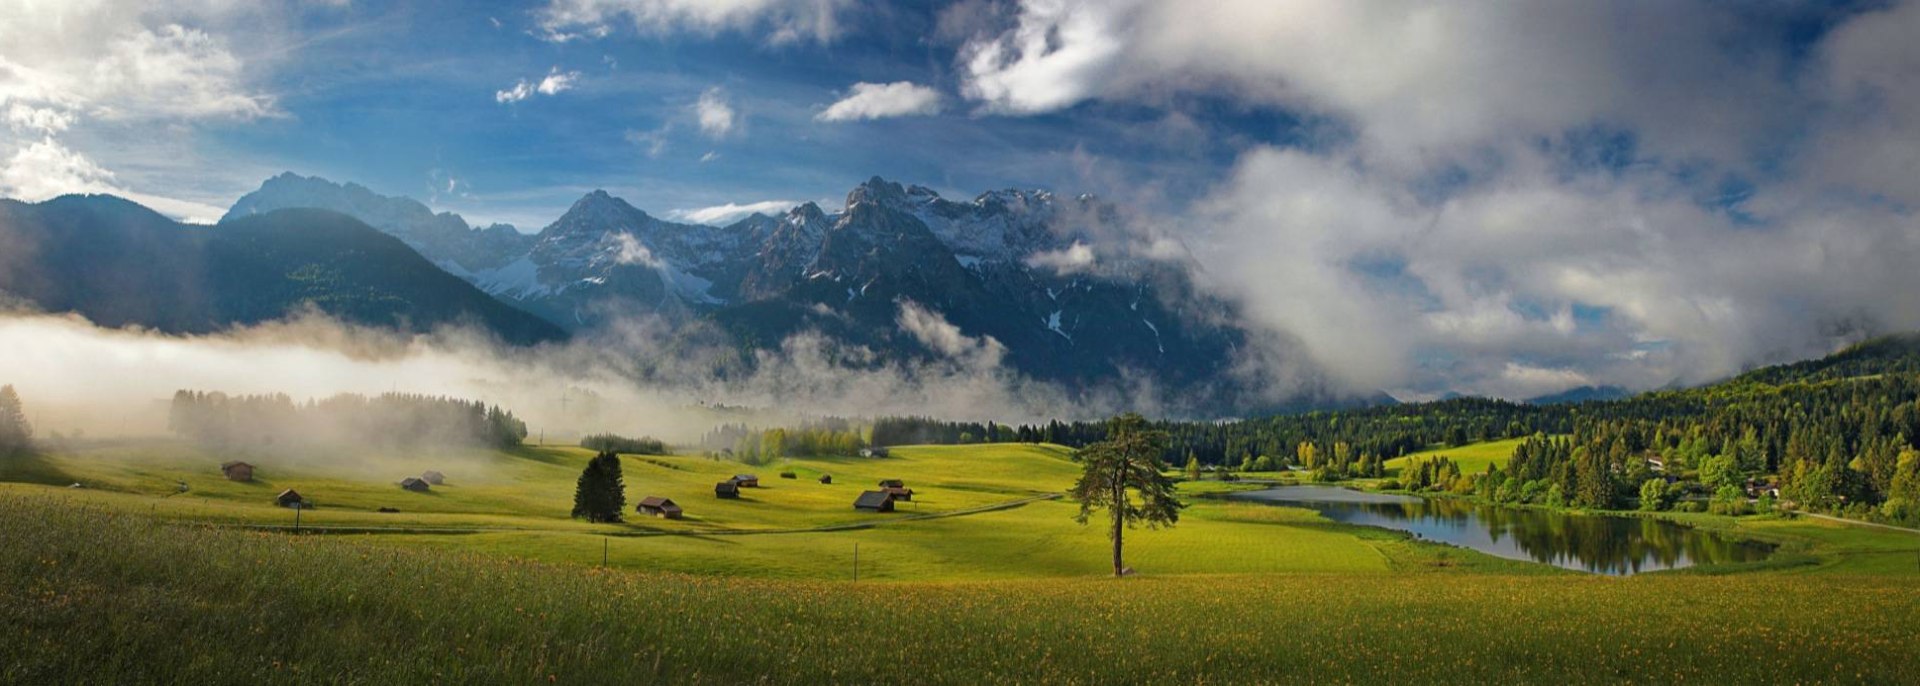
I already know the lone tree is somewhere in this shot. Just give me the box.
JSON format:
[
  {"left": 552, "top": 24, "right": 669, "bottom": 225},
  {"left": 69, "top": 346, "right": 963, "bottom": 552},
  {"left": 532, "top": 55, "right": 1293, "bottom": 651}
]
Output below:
[
  {"left": 571, "top": 450, "right": 627, "bottom": 523},
  {"left": 0, "top": 385, "right": 31, "bottom": 457},
  {"left": 1071, "top": 413, "right": 1184, "bottom": 576}
]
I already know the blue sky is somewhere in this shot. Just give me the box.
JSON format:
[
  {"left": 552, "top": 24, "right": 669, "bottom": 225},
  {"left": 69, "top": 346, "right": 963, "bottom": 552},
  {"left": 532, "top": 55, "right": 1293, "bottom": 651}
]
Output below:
[{"left": 4, "top": 0, "right": 1920, "bottom": 400}]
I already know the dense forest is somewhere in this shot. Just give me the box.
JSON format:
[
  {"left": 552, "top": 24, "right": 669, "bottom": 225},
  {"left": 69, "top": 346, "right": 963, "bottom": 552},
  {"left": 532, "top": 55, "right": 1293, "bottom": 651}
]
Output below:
[
  {"left": 168, "top": 390, "right": 527, "bottom": 451},
  {"left": 875, "top": 335, "right": 1920, "bottom": 525}
]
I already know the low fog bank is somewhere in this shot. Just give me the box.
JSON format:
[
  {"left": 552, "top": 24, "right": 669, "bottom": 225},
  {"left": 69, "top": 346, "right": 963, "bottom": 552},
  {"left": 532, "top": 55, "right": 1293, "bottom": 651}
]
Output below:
[{"left": 0, "top": 311, "right": 1142, "bottom": 446}]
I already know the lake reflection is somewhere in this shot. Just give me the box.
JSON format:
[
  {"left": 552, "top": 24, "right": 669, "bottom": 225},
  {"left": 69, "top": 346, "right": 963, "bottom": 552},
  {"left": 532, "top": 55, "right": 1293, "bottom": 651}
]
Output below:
[{"left": 1231, "top": 486, "right": 1773, "bottom": 575}]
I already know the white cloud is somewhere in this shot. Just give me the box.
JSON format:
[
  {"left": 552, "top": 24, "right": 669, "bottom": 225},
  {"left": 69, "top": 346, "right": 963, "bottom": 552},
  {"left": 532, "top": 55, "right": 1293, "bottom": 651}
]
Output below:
[
  {"left": 1024, "top": 241, "right": 1095, "bottom": 275},
  {"left": 897, "top": 300, "right": 1008, "bottom": 370},
  {"left": 537, "top": 68, "right": 581, "bottom": 95},
  {"left": 669, "top": 200, "right": 797, "bottom": 225},
  {"left": 497, "top": 67, "right": 581, "bottom": 103},
  {"left": 608, "top": 233, "right": 664, "bottom": 268},
  {"left": 816, "top": 81, "right": 944, "bottom": 121},
  {"left": 0, "top": 136, "right": 225, "bottom": 223},
  {"left": 4, "top": 105, "right": 72, "bottom": 134},
  {"left": 695, "top": 87, "right": 735, "bottom": 138},
  {"left": 535, "top": 0, "right": 854, "bottom": 44}
]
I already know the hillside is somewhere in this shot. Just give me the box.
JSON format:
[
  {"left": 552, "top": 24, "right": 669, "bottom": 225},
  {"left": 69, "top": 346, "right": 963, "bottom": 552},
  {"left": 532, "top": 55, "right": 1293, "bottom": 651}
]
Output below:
[{"left": 0, "top": 196, "right": 565, "bottom": 345}]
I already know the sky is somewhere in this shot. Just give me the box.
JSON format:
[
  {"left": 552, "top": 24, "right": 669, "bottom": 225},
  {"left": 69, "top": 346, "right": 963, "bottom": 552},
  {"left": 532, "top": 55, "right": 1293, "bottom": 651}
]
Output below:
[{"left": 3, "top": 0, "right": 1920, "bottom": 402}]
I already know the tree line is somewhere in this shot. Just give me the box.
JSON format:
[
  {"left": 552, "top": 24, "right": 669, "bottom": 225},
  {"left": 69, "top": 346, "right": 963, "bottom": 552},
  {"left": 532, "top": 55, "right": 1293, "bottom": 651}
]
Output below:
[{"left": 168, "top": 390, "right": 527, "bottom": 450}]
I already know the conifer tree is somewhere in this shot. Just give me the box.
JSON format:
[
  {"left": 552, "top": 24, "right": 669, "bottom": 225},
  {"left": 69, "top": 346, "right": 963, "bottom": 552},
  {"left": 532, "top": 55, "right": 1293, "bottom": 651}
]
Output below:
[
  {"left": 0, "top": 385, "right": 31, "bottom": 457},
  {"left": 571, "top": 450, "right": 627, "bottom": 522}
]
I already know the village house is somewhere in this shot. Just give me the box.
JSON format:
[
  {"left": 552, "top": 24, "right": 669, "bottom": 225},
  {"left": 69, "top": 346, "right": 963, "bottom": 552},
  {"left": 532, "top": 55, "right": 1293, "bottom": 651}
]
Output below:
[
  {"left": 854, "top": 490, "right": 896, "bottom": 512},
  {"left": 421, "top": 470, "right": 446, "bottom": 485},
  {"left": 400, "top": 477, "right": 430, "bottom": 493},
  {"left": 715, "top": 480, "right": 741, "bottom": 498},
  {"left": 636, "top": 496, "right": 684, "bottom": 519},
  {"left": 220, "top": 461, "right": 254, "bottom": 482}
]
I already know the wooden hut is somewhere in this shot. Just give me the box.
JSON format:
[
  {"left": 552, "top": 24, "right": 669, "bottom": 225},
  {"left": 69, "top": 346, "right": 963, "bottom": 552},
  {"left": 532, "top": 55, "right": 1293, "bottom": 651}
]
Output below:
[
  {"left": 421, "top": 470, "right": 446, "bottom": 485},
  {"left": 636, "top": 496, "right": 684, "bottom": 519},
  {"left": 819, "top": 474, "right": 833, "bottom": 484},
  {"left": 715, "top": 480, "right": 741, "bottom": 498},
  {"left": 878, "top": 478, "right": 905, "bottom": 489},
  {"left": 400, "top": 477, "right": 431, "bottom": 493},
  {"left": 275, "top": 489, "right": 305, "bottom": 508},
  {"left": 854, "top": 490, "right": 896, "bottom": 512},
  {"left": 732, "top": 474, "right": 761, "bottom": 488},
  {"left": 884, "top": 486, "right": 914, "bottom": 502},
  {"left": 220, "top": 461, "right": 255, "bottom": 482}
]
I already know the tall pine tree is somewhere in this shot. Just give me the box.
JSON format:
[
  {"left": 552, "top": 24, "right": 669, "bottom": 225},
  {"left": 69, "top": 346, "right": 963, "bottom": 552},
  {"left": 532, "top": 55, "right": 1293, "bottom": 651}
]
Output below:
[
  {"left": 0, "top": 385, "right": 31, "bottom": 457},
  {"left": 571, "top": 450, "right": 627, "bottom": 522}
]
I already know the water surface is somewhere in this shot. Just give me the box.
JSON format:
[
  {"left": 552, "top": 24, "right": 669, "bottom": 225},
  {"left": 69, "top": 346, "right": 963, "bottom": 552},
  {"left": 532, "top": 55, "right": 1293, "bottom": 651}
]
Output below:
[{"left": 1231, "top": 485, "right": 1772, "bottom": 575}]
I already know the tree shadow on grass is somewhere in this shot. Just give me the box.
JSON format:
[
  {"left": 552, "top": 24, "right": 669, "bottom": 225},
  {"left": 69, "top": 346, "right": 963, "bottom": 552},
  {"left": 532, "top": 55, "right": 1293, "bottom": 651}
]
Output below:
[{"left": 0, "top": 451, "right": 78, "bottom": 487}]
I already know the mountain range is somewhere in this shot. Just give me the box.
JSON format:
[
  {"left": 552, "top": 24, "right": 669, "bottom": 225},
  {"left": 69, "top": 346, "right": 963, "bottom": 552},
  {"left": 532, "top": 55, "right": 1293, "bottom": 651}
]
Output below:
[
  {"left": 224, "top": 173, "right": 1300, "bottom": 409},
  {"left": 0, "top": 194, "right": 565, "bottom": 344}
]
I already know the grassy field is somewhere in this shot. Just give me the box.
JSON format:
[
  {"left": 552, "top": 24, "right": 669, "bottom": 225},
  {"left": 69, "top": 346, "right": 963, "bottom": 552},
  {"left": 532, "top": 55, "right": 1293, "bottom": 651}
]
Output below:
[
  {"left": 1385, "top": 437, "right": 1529, "bottom": 476},
  {"left": 6, "top": 494, "right": 1920, "bottom": 684},
  {"left": 6, "top": 438, "right": 1920, "bottom": 682}
]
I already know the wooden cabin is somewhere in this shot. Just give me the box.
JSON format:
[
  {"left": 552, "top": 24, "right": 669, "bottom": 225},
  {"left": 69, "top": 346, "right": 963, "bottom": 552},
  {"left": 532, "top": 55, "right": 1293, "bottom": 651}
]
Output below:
[
  {"left": 220, "top": 461, "right": 255, "bottom": 482},
  {"left": 732, "top": 474, "right": 761, "bottom": 488},
  {"left": 779, "top": 471, "right": 797, "bottom": 479},
  {"left": 636, "top": 496, "right": 684, "bottom": 519},
  {"left": 884, "top": 486, "right": 914, "bottom": 502},
  {"left": 878, "top": 478, "right": 905, "bottom": 489},
  {"left": 400, "top": 477, "right": 431, "bottom": 493},
  {"left": 275, "top": 489, "right": 305, "bottom": 508},
  {"left": 421, "top": 470, "right": 446, "bottom": 485},
  {"left": 715, "top": 480, "right": 741, "bottom": 498},
  {"left": 819, "top": 474, "right": 833, "bottom": 484},
  {"left": 854, "top": 490, "right": 896, "bottom": 512}
]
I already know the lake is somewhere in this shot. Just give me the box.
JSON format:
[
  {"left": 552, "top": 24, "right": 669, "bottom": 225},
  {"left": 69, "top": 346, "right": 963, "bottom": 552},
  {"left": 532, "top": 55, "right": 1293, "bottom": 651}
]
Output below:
[{"left": 1230, "top": 485, "right": 1774, "bottom": 575}]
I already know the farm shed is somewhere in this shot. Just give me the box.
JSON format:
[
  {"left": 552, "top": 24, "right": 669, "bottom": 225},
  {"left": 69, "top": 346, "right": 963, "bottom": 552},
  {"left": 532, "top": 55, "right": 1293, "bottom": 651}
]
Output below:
[
  {"left": 819, "top": 474, "right": 832, "bottom": 484},
  {"left": 400, "top": 477, "right": 430, "bottom": 493},
  {"left": 220, "top": 461, "right": 254, "bottom": 482},
  {"left": 275, "top": 489, "right": 305, "bottom": 508},
  {"left": 636, "top": 496, "right": 684, "bottom": 519},
  {"left": 854, "top": 490, "right": 896, "bottom": 512},
  {"left": 878, "top": 479, "right": 905, "bottom": 489},
  {"left": 421, "top": 470, "right": 446, "bottom": 485},
  {"left": 732, "top": 474, "right": 761, "bottom": 488},
  {"left": 715, "top": 480, "right": 741, "bottom": 498},
  {"left": 884, "top": 486, "right": 914, "bottom": 502}
]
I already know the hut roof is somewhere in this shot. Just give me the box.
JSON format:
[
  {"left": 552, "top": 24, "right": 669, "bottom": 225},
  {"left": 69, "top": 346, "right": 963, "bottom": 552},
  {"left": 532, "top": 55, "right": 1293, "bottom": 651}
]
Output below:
[
  {"left": 854, "top": 490, "right": 895, "bottom": 509},
  {"left": 878, "top": 478, "right": 905, "bottom": 488},
  {"left": 884, "top": 486, "right": 913, "bottom": 496},
  {"left": 733, "top": 474, "right": 759, "bottom": 481},
  {"left": 638, "top": 496, "right": 678, "bottom": 509},
  {"left": 715, "top": 480, "right": 740, "bottom": 493},
  {"left": 221, "top": 461, "right": 253, "bottom": 469},
  {"left": 422, "top": 470, "right": 445, "bottom": 479},
  {"left": 276, "top": 489, "right": 303, "bottom": 502},
  {"left": 400, "top": 477, "right": 429, "bottom": 490}
]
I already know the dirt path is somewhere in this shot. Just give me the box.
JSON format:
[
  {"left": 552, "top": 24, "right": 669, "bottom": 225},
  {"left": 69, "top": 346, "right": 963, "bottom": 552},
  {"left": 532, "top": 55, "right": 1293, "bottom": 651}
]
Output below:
[{"left": 1798, "top": 511, "right": 1920, "bottom": 535}]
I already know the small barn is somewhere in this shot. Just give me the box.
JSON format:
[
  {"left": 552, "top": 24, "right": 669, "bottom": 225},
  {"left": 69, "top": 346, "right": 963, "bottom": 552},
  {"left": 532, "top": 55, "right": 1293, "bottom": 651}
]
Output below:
[
  {"left": 220, "top": 461, "right": 255, "bottom": 482},
  {"left": 715, "top": 480, "right": 741, "bottom": 498},
  {"left": 854, "top": 490, "right": 895, "bottom": 512},
  {"left": 779, "top": 471, "right": 797, "bottom": 479},
  {"left": 421, "top": 470, "right": 446, "bottom": 485},
  {"left": 878, "top": 478, "right": 905, "bottom": 489},
  {"left": 636, "top": 496, "right": 684, "bottom": 519},
  {"left": 400, "top": 477, "right": 431, "bottom": 493},
  {"left": 884, "top": 486, "right": 914, "bottom": 502},
  {"left": 275, "top": 489, "right": 305, "bottom": 508},
  {"left": 732, "top": 474, "right": 761, "bottom": 488},
  {"left": 819, "top": 474, "right": 833, "bottom": 484},
  {"left": 860, "top": 447, "right": 891, "bottom": 458}
]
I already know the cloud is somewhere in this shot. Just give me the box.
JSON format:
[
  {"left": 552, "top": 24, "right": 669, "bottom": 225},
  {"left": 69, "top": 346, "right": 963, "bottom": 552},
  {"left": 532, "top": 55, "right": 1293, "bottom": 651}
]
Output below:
[
  {"left": 816, "top": 81, "right": 944, "bottom": 121},
  {"left": 534, "top": 0, "right": 853, "bottom": 45},
  {"left": 0, "top": 136, "right": 225, "bottom": 224},
  {"left": 624, "top": 124, "right": 672, "bottom": 157},
  {"left": 608, "top": 233, "right": 664, "bottom": 268},
  {"left": 896, "top": 300, "right": 1008, "bottom": 371},
  {"left": 1024, "top": 241, "right": 1095, "bottom": 275},
  {"left": 497, "top": 67, "right": 581, "bottom": 103},
  {"left": 668, "top": 200, "right": 797, "bottom": 225},
  {"left": 695, "top": 86, "right": 735, "bottom": 138}
]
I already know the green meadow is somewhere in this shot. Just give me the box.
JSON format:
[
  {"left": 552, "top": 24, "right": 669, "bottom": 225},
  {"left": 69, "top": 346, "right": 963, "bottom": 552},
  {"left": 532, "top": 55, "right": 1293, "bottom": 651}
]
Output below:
[{"left": 5, "top": 439, "right": 1920, "bottom": 683}]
